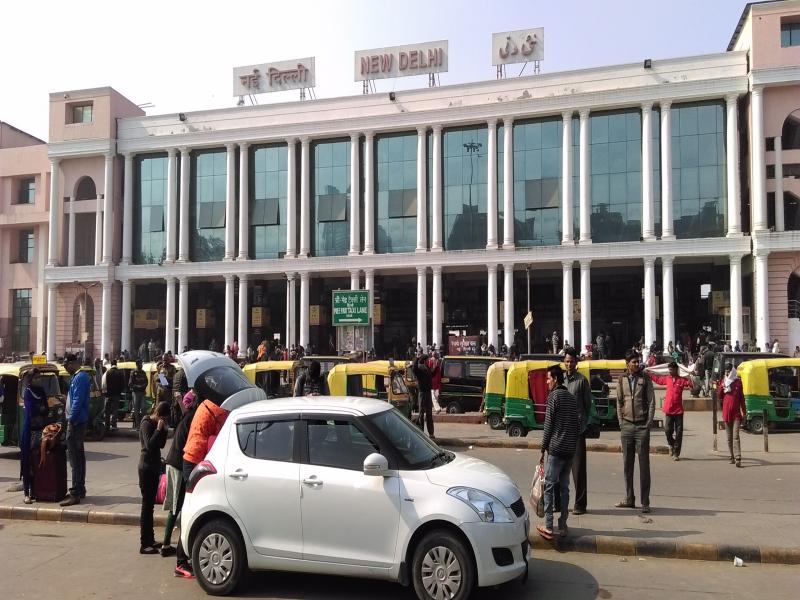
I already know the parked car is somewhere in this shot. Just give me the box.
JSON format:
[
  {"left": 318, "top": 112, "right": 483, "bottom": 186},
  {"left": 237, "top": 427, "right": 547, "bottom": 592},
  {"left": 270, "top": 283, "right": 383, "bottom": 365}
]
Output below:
[
  {"left": 438, "top": 356, "right": 504, "bottom": 413},
  {"left": 181, "top": 396, "right": 529, "bottom": 599}
]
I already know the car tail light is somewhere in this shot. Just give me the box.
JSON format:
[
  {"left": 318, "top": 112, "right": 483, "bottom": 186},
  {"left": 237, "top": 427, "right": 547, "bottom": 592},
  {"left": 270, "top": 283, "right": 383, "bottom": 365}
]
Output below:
[{"left": 186, "top": 461, "right": 217, "bottom": 493}]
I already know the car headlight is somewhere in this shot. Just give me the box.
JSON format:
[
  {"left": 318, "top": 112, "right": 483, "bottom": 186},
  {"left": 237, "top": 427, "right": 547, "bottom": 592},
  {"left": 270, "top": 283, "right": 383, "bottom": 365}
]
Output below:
[{"left": 447, "top": 487, "right": 514, "bottom": 523}]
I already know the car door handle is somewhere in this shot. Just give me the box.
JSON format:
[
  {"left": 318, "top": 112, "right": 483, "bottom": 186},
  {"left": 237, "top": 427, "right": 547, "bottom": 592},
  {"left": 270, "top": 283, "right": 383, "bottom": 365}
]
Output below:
[
  {"left": 229, "top": 470, "right": 248, "bottom": 481},
  {"left": 302, "top": 477, "right": 323, "bottom": 487}
]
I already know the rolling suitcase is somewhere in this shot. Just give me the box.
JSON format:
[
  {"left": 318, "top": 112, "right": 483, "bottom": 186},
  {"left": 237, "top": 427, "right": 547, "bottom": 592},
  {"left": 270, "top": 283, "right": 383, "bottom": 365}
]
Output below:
[{"left": 32, "top": 442, "right": 68, "bottom": 502}]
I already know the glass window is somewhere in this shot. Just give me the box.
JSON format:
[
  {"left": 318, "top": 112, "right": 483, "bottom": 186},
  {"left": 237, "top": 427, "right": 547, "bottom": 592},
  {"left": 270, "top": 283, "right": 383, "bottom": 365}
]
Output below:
[
  {"left": 16, "top": 229, "right": 34, "bottom": 263},
  {"left": 12, "top": 289, "right": 32, "bottom": 352},
  {"left": 134, "top": 154, "right": 168, "bottom": 264},
  {"left": 443, "top": 361, "right": 464, "bottom": 379},
  {"left": 307, "top": 419, "right": 380, "bottom": 471},
  {"left": 191, "top": 149, "right": 227, "bottom": 262},
  {"left": 375, "top": 133, "right": 417, "bottom": 253},
  {"left": 367, "top": 409, "right": 441, "bottom": 469},
  {"left": 671, "top": 101, "right": 726, "bottom": 238},
  {"left": 17, "top": 178, "right": 35, "bottom": 204},
  {"left": 312, "top": 139, "right": 350, "bottom": 257},
  {"left": 781, "top": 21, "right": 800, "bottom": 47},
  {"left": 442, "top": 125, "right": 488, "bottom": 249},
  {"left": 466, "top": 361, "right": 489, "bottom": 379},
  {"left": 237, "top": 420, "right": 296, "bottom": 462},
  {"left": 250, "top": 144, "right": 288, "bottom": 259},
  {"left": 71, "top": 104, "right": 93, "bottom": 124}
]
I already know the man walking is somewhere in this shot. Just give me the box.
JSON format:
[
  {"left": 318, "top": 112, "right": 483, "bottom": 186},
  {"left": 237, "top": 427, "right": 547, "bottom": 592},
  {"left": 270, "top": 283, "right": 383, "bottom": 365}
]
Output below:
[
  {"left": 563, "top": 348, "right": 591, "bottom": 514},
  {"left": 537, "top": 365, "right": 579, "bottom": 540},
  {"left": 647, "top": 361, "right": 692, "bottom": 460},
  {"left": 129, "top": 360, "right": 148, "bottom": 430},
  {"left": 102, "top": 359, "right": 124, "bottom": 431},
  {"left": 412, "top": 354, "right": 435, "bottom": 438},
  {"left": 61, "top": 354, "right": 90, "bottom": 506},
  {"left": 615, "top": 350, "right": 656, "bottom": 513}
]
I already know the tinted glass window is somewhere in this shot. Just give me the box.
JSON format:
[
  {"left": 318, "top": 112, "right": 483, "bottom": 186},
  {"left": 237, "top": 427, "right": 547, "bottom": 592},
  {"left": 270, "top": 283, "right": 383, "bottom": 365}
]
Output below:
[
  {"left": 307, "top": 419, "right": 379, "bottom": 470},
  {"left": 237, "top": 420, "right": 295, "bottom": 462},
  {"left": 313, "top": 139, "right": 351, "bottom": 257},
  {"left": 191, "top": 150, "right": 227, "bottom": 261},
  {"left": 376, "top": 133, "right": 418, "bottom": 253},
  {"left": 368, "top": 409, "right": 441, "bottom": 469},
  {"left": 251, "top": 144, "right": 288, "bottom": 259},
  {"left": 443, "top": 125, "right": 488, "bottom": 250},
  {"left": 134, "top": 154, "right": 167, "bottom": 264},
  {"left": 443, "top": 361, "right": 464, "bottom": 379}
]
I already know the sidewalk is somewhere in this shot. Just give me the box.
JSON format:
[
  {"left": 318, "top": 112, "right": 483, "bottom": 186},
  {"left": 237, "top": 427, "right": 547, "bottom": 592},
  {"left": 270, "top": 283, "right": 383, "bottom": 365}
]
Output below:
[{"left": 1, "top": 415, "right": 798, "bottom": 565}]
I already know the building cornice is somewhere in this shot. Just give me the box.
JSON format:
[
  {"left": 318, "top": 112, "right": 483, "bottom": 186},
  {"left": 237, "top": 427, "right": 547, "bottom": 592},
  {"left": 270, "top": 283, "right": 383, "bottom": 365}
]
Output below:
[
  {"left": 749, "top": 65, "right": 800, "bottom": 88},
  {"left": 752, "top": 230, "right": 800, "bottom": 253},
  {"left": 48, "top": 138, "right": 116, "bottom": 159}
]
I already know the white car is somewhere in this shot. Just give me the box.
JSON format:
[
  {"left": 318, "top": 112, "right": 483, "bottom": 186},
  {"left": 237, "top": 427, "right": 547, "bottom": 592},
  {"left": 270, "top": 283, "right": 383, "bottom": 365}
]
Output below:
[{"left": 181, "top": 396, "right": 529, "bottom": 599}]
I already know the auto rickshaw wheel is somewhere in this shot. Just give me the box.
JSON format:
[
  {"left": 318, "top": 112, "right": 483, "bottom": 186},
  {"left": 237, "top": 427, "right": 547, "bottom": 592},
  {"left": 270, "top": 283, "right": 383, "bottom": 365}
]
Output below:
[
  {"left": 507, "top": 422, "right": 524, "bottom": 437},
  {"left": 748, "top": 416, "right": 764, "bottom": 435},
  {"left": 487, "top": 413, "right": 503, "bottom": 430},
  {"left": 446, "top": 401, "right": 462, "bottom": 414}
]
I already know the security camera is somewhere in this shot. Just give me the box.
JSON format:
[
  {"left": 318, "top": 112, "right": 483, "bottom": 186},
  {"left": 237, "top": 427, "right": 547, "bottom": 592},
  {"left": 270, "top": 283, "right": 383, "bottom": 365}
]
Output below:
[{"left": 63, "top": 94, "right": 69, "bottom": 99}]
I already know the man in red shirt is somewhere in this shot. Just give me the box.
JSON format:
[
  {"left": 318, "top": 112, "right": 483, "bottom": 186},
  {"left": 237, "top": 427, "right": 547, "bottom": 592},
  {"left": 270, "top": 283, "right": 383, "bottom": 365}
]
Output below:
[{"left": 648, "top": 362, "right": 692, "bottom": 460}]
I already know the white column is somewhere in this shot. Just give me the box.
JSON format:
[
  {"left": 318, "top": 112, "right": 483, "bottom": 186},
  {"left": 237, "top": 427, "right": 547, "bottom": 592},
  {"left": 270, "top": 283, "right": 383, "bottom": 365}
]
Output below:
[
  {"left": 178, "top": 148, "right": 191, "bottom": 262},
  {"left": 47, "top": 158, "right": 60, "bottom": 266},
  {"left": 46, "top": 284, "right": 57, "bottom": 359},
  {"left": 299, "top": 272, "right": 310, "bottom": 347},
  {"left": 562, "top": 261, "right": 574, "bottom": 349},
  {"left": 662, "top": 257, "right": 675, "bottom": 352},
  {"left": 579, "top": 109, "right": 592, "bottom": 243},
  {"left": 237, "top": 275, "right": 248, "bottom": 357},
  {"left": 431, "top": 266, "right": 442, "bottom": 348},
  {"left": 486, "top": 120, "right": 498, "bottom": 250},
  {"left": 579, "top": 260, "right": 592, "bottom": 351},
  {"left": 224, "top": 144, "right": 236, "bottom": 260},
  {"left": 503, "top": 264, "right": 515, "bottom": 348},
  {"left": 94, "top": 195, "right": 103, "bottom": 266},
  {"left": 431, "top": 125, "right": 443, "bottom": 252},
  {"left": 178, "top": 277, "right": 189, "bottom": 352},
  {"left": 349, "top": 133, "right": 361, "bottom": 255},
  {"left": 754, "top": 249, "right": 770, "bottom": 350},
  {"left": 165, "top": 148, "right": 178, "bottom": 262},
  {"left": 223, "top": 274, "right": 235, "bottom": 349},
  {"left": 661, "top": 101, "right": 675, "bottom": 240},
  {"left": 350, "top": 269, "right": 360, "bottom": 290},
  {"left": 487, "top": 264, "right": 498, "bottom": 349},
  {"left": 416, "top": 267, "right": 428, "bottom": 347},
  {"left": 299, "top": 138, "right": 311, "bottom": 257},
  {"left": 67, "top": 196, "right": 76, "bottom": 266},
  {"left": 363, "top": 132, "right": 375, "bottom": 254},
  {"left": 365, "top": 268, "right": 375, "bottom": 350},
  {"left": 285, "top": 138, "right": 297, "bottom": 257},
  {"left": 725, "top": 95, "right": 742, "bottom": 236},
  {"left": 102, "top": 153, "right": 114, "bottom": 264},
  {"left": 121, "top": 280, "right": 132, "bottom": 354},
  {"left": 562, "top": 111, "right": 573, "bottom": 244},
  {"left": 416, "top": 127, "right": 428, "bottom": 253},
  {"left": 642, "top": 103, "right": 655, "bottom": 240},
  {"left": 164, "top": 277, "right": 176, "bottom": 353},
  {"left": 35, "top": 224, "right": 47, "bottom": 352},
  {"left": 101, "top": 280, "right": 112, "bottom": 358},
  {"left": 121, "top": 153, "right": 134, "bottom": 264},
  {"left": 286, "top": 273, "right": 296, "bottom": 346},
  {"left": 774, "top": 136, "right": 785, "bottom": 232},
  {"left": 238, "top": 143, "right": 250, "bottom": 259},
  {"left": 502, "top": 118, "right": 515, "bottom": 249},
  {"left": 751, "top": 86, "right": 767, "bottom": 232},
  {"left": 729, "top": 255, "right": 744, "bottom": 349},
  {"left": 644, "top": 257, "right": 656, "bottom": 350}
]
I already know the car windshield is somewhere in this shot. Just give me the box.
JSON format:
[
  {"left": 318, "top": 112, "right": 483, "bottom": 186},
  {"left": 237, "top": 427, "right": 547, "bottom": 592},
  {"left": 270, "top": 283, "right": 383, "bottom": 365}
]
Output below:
[{"left": 367, "top": 408, "right": 443, "bottom": 469}]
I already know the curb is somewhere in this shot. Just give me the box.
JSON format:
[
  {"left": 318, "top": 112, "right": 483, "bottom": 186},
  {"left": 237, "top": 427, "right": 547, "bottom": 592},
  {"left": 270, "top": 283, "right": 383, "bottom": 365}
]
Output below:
[
  {"left": 437, "top": 437, "right": 671, "bottom": 455},
  {"left": 2, "top": 502, "right": 798, "bottom": 566}
]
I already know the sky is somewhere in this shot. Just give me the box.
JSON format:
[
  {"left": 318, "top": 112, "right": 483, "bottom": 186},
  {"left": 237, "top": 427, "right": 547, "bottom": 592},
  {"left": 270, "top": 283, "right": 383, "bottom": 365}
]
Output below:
[{"left": 0, "top": 0, "right": 748, "bottom": 141}]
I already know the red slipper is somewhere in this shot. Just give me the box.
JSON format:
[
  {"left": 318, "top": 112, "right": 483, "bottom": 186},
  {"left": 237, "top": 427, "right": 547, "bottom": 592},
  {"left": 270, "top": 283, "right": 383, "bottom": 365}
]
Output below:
[{"left": 536, "top": 525, "right": 554, "bottom": 540}]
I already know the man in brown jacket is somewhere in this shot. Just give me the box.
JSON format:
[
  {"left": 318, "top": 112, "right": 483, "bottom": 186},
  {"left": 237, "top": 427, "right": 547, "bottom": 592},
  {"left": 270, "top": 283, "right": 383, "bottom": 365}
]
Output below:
[{"left": 615, "top": 350, "right": 656, "bottom": 513}]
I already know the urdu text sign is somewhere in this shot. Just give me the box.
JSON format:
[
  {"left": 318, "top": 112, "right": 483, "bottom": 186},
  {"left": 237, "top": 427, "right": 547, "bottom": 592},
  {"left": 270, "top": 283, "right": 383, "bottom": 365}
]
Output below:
[{"left": 332, "top": 290, "right": 370, "bottom": 326}]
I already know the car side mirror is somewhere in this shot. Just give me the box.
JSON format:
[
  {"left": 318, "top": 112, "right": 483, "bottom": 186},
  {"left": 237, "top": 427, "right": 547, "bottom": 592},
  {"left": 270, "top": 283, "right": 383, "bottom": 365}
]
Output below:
[{"left": 363, "top": 453, "right": 389, "bottom": 477}]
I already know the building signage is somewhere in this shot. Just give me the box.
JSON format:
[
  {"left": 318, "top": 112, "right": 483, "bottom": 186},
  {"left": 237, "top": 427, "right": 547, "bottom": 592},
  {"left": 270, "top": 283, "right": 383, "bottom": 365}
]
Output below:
[
  {"left": 196, "top": 309, "right": 216, "bottom": 329},
  {"left": 332, "top": 290, "right": 370, "bottom": 326},
  {"left": 492, "top": 28, "right": 544, "bottom": 66},
  {"left": 233, "top": 57, "right": 315, "bottom": 96},
  {"left": 354, "top": 40, "right": 448, "bottom": 81},
  {"left": 251, "top": 307, "right": 263, "bottom": 328},
  {"left": 134, "top": 309, "right": 164, "bottom": 330},
  {"left": 448, "top": 335, "right": 479, "bottom": 356}
]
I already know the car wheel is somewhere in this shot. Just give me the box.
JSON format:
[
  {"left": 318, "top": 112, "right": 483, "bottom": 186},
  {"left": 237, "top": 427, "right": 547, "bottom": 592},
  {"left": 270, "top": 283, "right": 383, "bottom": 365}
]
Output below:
[
  {"left": 507, "top": 422, "right": 524, "bottom": 437},
  {"left": 748, "top": 416, "right": 763, "bottom": 435},
  {"left": 192, "top": 519, "right": 245, "bottom": 596},
  {"left": 487, "top": 413, "right": 503, "bottom": 430},
  {"left": 412, "top": 530, "right": 475, "bottom": 600},
  {"left": 446, "top": 401, "right": 462, "bottom": 414}
]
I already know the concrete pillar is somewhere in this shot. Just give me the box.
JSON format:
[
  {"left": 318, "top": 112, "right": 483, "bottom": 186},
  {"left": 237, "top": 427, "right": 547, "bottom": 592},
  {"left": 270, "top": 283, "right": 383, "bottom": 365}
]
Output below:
[
  {"left": 238, "top": 275, "right": 248, "bottom": 357},
  {"left": 580, "top": 260, "right": 592, "bottom": 351},
  {"left": 562, "top": 111, "right": 573, "bottom": 244},
  {"left": 487, "top": 264, "right": 498, "bottom": 349},
  {"left": 238, "top": 143, "right": 250, "bottom": 259},
  {"left": 178, "top": 148, "right": 191, "bottom": 262},
  {"left": 121, "top": 280, "right": 132, "bottom": 354},
  {"left": 225, "top": 144, "right": 236, "bottom": 260},
  {"left": 562, "top": 261, "right": 574, "bottom": 349},
  {"left": 644, "top": 257, "right": 656, "bottom": 350},
  {"left": 660, "top": 101, "right": 675, "bottom": 239},
  {"left": 121, "top": 153, "right": 134, "bottom": 264},
  {"left": 349, "top": 133, "right": 360, "bottom": 256},
  {"left": 431, "top": 125, "right": 443, "bottom": 252},
  {"left": 286, "top": 273, "right": 297, "bottom": 346},
  {"left": 750, "top": 86, "right": 767, "bottom": 232},
  {"left": 299, "top": 272, "right": 310, "bottom": 347},
  {"left": 47, "top": 158, "right": 60, "bottom": 266},
  {"left": 416, "top": 267, "right": 428, "bottom": 347},
  {"left": 775, "top": 136, "right": 785, "bottom": 232},
  {"left": 350, "top": 269, "right": 360, "bottom": 290},
  {"left": 729, "top": 255, "right": 744, "bottom": 350},
  {"left": 579, "top": 110, "right": 592, "bottom": 243},
  {"left": 642, "top": 103, "right": 655, "bottom": 240},
  {"left": 165, "top": 148, "right": 177, "bottom": 262},
  {"left": 178, "top": 277, "right": 189, "bottom": 352},
  {"left": 164, "top": 277, "right": 176, "bottom": 353},
  {"left": 286, "top": 138, "right": 297, "bottom": 257},
  {"left": 102, "top": 153, "right": 114, "bottom": 265},
  {"left": 224, "top": 274, "right": 235, "bottom": 349},
  {"left": 46, "top": 284, "right": 57, "bottom": 359},
  {"left": 94, "top": 195, "right": 103, "bottom": 266},
  {"left": 416, "top": 127, "right": 428, "bottom": 252},
  {"left": 725, "top": 94, "right": 742, "bottom": 236},
  {"left": 754, "top": 249, "right": 770, "bottom": 350},
  {"left": 662, "top": 257, "right": 675, "bottom": 352},
  {"left": 299, "top": 138, "right": 311, "bottom": 257},
  {"left": 431, "top": 266, "right": 442, "bottom": 348},
  {"left": 502, "top": 118, "right": 515, "bottom": 249},
  {"left": 101, "top": 280, "right": 112, "bottom": 358},
  {"left": 67, "top": 196, "right": 76, "bottom": 266},
  {"left": 486, "top": 120, "right": 498, "bottom": 250},
  {"left": 363, "top": 132, "right": 375, "bottom": 254},
  {"left": 503, "top": 264, "right": 515, "bottom": 349}
]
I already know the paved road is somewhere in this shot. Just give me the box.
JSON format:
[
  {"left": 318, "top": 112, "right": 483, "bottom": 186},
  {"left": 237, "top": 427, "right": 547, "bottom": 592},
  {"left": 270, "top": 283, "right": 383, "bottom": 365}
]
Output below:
[{"left": 3, "top": 520, "right": 796, "bottom": 599}]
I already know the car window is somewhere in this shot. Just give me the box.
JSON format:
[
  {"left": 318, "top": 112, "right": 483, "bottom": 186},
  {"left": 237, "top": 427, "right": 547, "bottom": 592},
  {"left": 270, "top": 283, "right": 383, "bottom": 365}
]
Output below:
[
  {"left": 443, "top": 361, "right": 464, "bottom": 379},
  {"left": 237, "top": 420, "right": 295, "bottom": 462},
  {"left": 768, "top": 366, "right": 799, "bottom": 397},
  {"left": 368, "top": 409, "right": 441, "bottom": 469},
  {"left": 307, "top": 419, "right": 380, "bottom": 471},
  {"left": 467, "top": 361, "right": 489, "bottom": 379}
]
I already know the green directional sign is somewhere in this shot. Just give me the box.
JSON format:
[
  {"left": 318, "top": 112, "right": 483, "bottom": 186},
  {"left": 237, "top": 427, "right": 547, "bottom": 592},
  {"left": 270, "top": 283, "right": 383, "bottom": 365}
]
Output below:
[{"left": 332, "top": 290, "right": 370, "bottom": 326}]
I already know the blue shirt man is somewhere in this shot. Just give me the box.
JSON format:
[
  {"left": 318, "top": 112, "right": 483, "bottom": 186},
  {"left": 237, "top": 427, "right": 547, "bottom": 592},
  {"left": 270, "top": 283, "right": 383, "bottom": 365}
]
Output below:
[
  {"left": 61, "top": 354, "right": 89, "bottom": 506},
  {"left": 66, "top": 368, "right": 91, "bottom": 425}
]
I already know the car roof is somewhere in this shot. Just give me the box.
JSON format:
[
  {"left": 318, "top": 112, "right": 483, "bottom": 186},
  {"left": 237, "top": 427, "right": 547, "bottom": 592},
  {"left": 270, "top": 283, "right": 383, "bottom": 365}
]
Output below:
[{"left": 231, "top": 395, "right": 394, "bottom": 418}]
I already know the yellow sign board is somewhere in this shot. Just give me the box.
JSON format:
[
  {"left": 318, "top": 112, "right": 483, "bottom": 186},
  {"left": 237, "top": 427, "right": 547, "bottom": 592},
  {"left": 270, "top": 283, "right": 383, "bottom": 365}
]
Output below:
[
  {"left": 196, "top": 309, "right": 216, "bottom": 329},
  {"left": 133, "top": 309, "right": 164, "bottom": 330},
  {"left": 310, "top": 305, "right": 320, "bottom": 326},
  {"left": 252, "top": 307, "right": 263, "bottom": 328},
  {"left": 32, "top": 354, "right": 46, "bottom": 364}
]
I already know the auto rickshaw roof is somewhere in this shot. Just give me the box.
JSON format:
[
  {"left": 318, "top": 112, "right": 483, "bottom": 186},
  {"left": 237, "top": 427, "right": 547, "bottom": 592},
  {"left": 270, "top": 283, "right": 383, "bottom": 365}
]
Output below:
[
  {"left": 329, "top": 362, "right": 399, "bottom": 377},
  {"left": 443, "top": 355, "right": 503, "bottom": 361},
  {"left": 485, "top": 361, "right": 515, "bottom": 393},
  {"left": 0, "top": 362, "right": 61, "bottom": 378},
  {"left": 243, "top": 360, "right": 298, "bottom": 373},
  {"left": 577, "top": 359, "right": 627, "bottom": 372},
  {"left": 736, "top": 358, "right": 800, "bottom": 396}
]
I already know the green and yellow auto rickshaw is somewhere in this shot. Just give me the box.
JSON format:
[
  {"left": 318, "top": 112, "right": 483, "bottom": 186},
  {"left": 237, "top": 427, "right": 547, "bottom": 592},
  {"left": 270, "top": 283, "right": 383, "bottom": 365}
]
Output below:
[
  {"left": 737, "top": 358, "right": 800, "bottom": 434},
  {"left": 503, "top": 360, "right": 561, "bottom": 437},
  {"left": 577, "top": 359, "right": 627, "bottom": 428},
  {"left": 327, "top": 361, "right": 412, "bottom": 418},
  {"left": 483, "top": 360, "right": 515, "bottom": 430},
  {"left": 242, "top": 360, "right": 299, "bottom": 398},
  {"left": 0, "top": 362, "right": 66, "bottom": 446}
]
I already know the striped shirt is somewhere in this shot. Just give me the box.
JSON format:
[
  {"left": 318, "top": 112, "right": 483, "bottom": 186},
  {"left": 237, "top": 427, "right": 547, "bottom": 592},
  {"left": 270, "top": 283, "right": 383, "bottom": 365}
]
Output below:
[{"left": 541, "top": 385, "right": 579, "bottom": 458}]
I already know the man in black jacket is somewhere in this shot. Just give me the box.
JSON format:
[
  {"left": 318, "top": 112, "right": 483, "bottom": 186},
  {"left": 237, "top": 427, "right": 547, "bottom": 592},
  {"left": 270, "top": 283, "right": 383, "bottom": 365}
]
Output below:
[
  {"left": 129, "top": 360, "right": 148, "bottom": 430},
  {"left": 103, "top": 360, "right": 125, "bottom": 431},
  {"left": 564, "top": 348, "right": 592, "bottom": 515},
  {"left": 412, "top": 354, "right": 434, "bottom": 438},
  {"left": 538, "top": 365, "right": 579, "bottom": 540}
]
